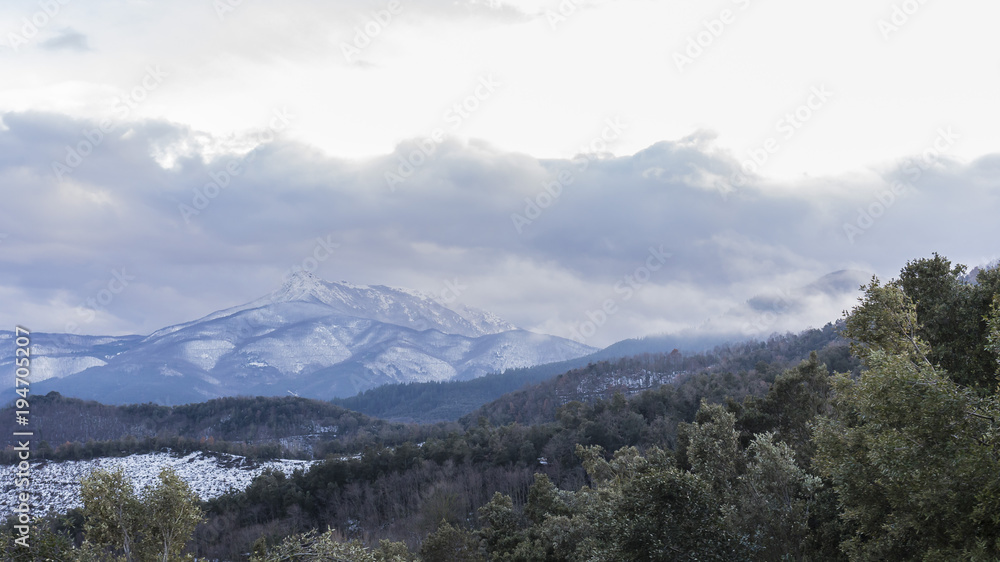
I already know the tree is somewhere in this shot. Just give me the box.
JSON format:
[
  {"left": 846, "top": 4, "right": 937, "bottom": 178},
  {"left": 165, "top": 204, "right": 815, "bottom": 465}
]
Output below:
[
  {"left": 819, "top": 261, "right": 1000, "bottom": 559},
  {"left": 80, "top": 467, "right": 203, "bottom": 561},
  {"left": 476, "top": 492, "right": 522, "bottom": 561},
  {"left": 841, "top": 277, "right": 931, "bottom": 366},
  {"left": 730, "top": 432, "right": 821, "bottom": 561},
  {"left": 987, "top": 295, "right": 1000, "bottom": 379},
  {"left": 508, "top": 474, "right": 589, "bottom": 562},
  {"left": 683, "top": 402, "right": 742, "bottom": 497},
  {"left": 80, "top": 467, "right": 142, "bottom": 561},
  {"left": 523, "top": 473, "right": 569, "bottom": 526},
  {"left": 734, "top": 353, "right": 833, "bottom": 466},
  {"left": 419, "top": 521, "right": 484, "bottom": 562},
  {"left": 581, "top": 445, "right": 745, "bottom": 561},
  {"left": 814, "top": 351, "right": 1000, "bottom": 560},
  {"left": 896, "top": 254, "right": 1000, "bottom": 388},
  {"left": 251, "top": 528, "right": 413, "bottom": 561},
  {"left": 143, "top": 468, "right": 204, "bottom": 562}
]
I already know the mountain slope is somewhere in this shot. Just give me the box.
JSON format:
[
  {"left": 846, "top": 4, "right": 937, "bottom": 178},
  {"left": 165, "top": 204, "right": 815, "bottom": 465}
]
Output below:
[{"left": 20, "top": 273, "right": 594, "bottom": 404}]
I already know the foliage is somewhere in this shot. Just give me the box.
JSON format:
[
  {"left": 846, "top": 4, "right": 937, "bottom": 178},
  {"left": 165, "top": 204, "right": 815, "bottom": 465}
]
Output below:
[
  {"left": 80, "top": 467, "right": 203, "bottom": 561},
  {"left": 731, "top": 353, "right": 833, "bottom": 466},
  {"left": 817, "top": 255, "right": 1000, "bottom": 560},
  {"left": 0, "top": 515, "right": 75, "bottom": 561},
  {"left": 250, "top": 528, "right": 412, "bottom": 561},
  {"left": 0, "top": 393, "right": 408, "bottom": 462},
  {"left": 842, "top": 277, "right": 931, "bottom": 366},
  {"left": 420, "top": 521, "right": 484, "bottom": 562},
  {"left": 814, "top": 351, "right": 1000, "bottom": 560},
  {"left": 896, "top": 254, "right": 1000, "bottom": 388},
  {"left": 987, "top": 295, "right": 1000, "bottom": 379},
  {"left": 79, "top": 468, "right": 142, "bottom": 561},
  {"left": 582, "top": 445, "right": 746, "bottom": 561},
  {"left": 143, "top": 468, "right": 204, "bottom": 562},
  {"left": 729, "top": 432, "right": 822, "bottom": 561}
]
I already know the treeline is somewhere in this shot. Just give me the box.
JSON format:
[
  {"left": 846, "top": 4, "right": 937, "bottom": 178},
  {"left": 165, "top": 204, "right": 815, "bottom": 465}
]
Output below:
[
  {"left": 331, "top": 357, "right": 600, "bottom": 422},
  {"left": 464, "top": 325, "right": 858, "bottom": 428},
  {"left": 334, "top": 321, "right": 857, "bottom": 424},
  {"left": 0, "top": 433, "right": 286, "bottom": 464},
  {"left": 0, "top": 394, "right": 422, "bottom": 459}
]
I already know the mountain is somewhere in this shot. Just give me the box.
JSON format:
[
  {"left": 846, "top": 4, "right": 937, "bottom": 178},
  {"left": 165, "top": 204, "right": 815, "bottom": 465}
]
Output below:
[
  {"left": 332, "top": 354, "right": 601, "bottom": 422},
  {"left": 11, "top": 273, "right": 594, "bottom": 405}
]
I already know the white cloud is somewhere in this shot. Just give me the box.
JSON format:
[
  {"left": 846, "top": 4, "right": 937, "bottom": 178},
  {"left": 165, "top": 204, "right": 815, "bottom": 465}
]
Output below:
[
  {"left": 0, "top": 111, "right": 997, "bottom": 346},
  {"left": 1, "top": 0, "right": 998, "bottom": 347}
]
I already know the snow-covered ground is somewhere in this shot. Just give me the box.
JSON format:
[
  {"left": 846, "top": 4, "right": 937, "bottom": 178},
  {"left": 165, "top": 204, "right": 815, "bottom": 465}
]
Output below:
[{"left": 2, "top": 451, "right": 317, "bottom": 519}]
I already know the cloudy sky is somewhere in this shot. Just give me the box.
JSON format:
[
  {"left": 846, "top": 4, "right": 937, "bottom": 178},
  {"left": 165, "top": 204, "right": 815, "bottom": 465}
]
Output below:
[{"left": 0, "top": 0, "right": 997, "bottom": 347}]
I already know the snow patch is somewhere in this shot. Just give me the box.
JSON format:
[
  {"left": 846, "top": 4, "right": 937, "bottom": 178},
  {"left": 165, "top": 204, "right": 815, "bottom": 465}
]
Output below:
[{"left": 1, "top": 452, "right": 316, "bottom": 519}]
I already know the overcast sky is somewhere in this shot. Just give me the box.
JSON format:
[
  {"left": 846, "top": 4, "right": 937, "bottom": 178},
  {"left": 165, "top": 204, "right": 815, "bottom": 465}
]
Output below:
[{"left": 0, "top": 0, "right": 997, "bottom": 347}]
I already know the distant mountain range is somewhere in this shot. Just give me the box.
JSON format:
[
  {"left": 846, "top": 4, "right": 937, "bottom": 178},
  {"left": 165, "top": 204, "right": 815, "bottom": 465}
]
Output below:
[{"left": 3, "top": 273, "right": 595, "bottom": 405}]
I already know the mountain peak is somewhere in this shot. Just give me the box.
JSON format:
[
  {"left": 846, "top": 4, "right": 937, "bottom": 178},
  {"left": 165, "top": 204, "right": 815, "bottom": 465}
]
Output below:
[
  {"left": 149, "top": 273, "right": 517, "bottom": 341},
  {"left": 273, "top": 270, "right": 337, "bottom": 303},
  {"left": 263, "top": 273, "right": 516, "bottom": 338}
]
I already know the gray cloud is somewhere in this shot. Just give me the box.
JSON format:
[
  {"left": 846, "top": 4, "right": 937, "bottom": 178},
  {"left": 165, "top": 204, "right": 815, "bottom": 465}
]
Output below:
[
  {"left": 39, "top": 28, "right": 90, "bottom": 52},
  {"left": 1, "top": 111, "right": 997, "bottom": 346}
]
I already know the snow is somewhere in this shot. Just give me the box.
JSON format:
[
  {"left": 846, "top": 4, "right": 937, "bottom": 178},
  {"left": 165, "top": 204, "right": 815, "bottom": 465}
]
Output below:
[
  {"left": 180, "top": 339, "right": 235, "bottom": 370},
  {"left": 364, "top": 347, "right": 457, "bottom": 383},
  {"left": 29, "top": 355, "right": 107, "bottom": 382},
  {"left": 2, "top": 451, "right": 317, "bottom": 519},
  {"left": 20, "top": 273, "right": 598, "bottom": 403}
]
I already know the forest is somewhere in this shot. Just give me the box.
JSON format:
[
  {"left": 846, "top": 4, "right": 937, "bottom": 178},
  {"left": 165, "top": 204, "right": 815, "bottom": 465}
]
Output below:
[{"left": 3, "top": 253, "right": 999, "bottom": 561}]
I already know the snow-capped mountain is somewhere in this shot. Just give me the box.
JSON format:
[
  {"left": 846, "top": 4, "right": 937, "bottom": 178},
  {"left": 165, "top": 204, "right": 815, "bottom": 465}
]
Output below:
[
  {"left": 149, "top": 272, "right": 516, "bottom": 340},
  {"left": 9, "top": 273, "right": 595, "bottom": 405}
]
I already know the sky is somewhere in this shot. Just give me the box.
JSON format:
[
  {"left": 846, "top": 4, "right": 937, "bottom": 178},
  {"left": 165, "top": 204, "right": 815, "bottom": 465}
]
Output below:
[{"left": 0, "top": 0, "right": 998, "bottom": 348}]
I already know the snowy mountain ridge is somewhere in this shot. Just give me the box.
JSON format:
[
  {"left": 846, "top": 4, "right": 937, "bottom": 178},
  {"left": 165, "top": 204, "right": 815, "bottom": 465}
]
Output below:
[
  {"left": 6, "top": 273, "right": 594, "bottom": 405},
  {"left": 147, "top": 272, "right": 515, "bottom": 341}
]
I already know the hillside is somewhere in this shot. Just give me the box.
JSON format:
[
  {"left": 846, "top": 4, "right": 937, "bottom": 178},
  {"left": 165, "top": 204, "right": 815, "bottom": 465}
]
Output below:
[
  {"left": 465, "top": 321, "right": 856, "bottom": 427},
  {"left": 334, "top": 321, "right": 856, "bottom": 424},
  {"left": 330, "top": 355, "right": 599, "bottom": 422},
  {"left": 0, "top": 393, "right": 433, "bottom": 461}
]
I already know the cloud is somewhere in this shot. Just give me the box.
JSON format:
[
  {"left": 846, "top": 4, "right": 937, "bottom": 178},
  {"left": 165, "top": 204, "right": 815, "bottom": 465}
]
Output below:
[
  {"left": 39, "top": 28, "right": 91, "bottom": 52},
  {"left": 0, "top": 111, "right": 997, "bottom": 346}
]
